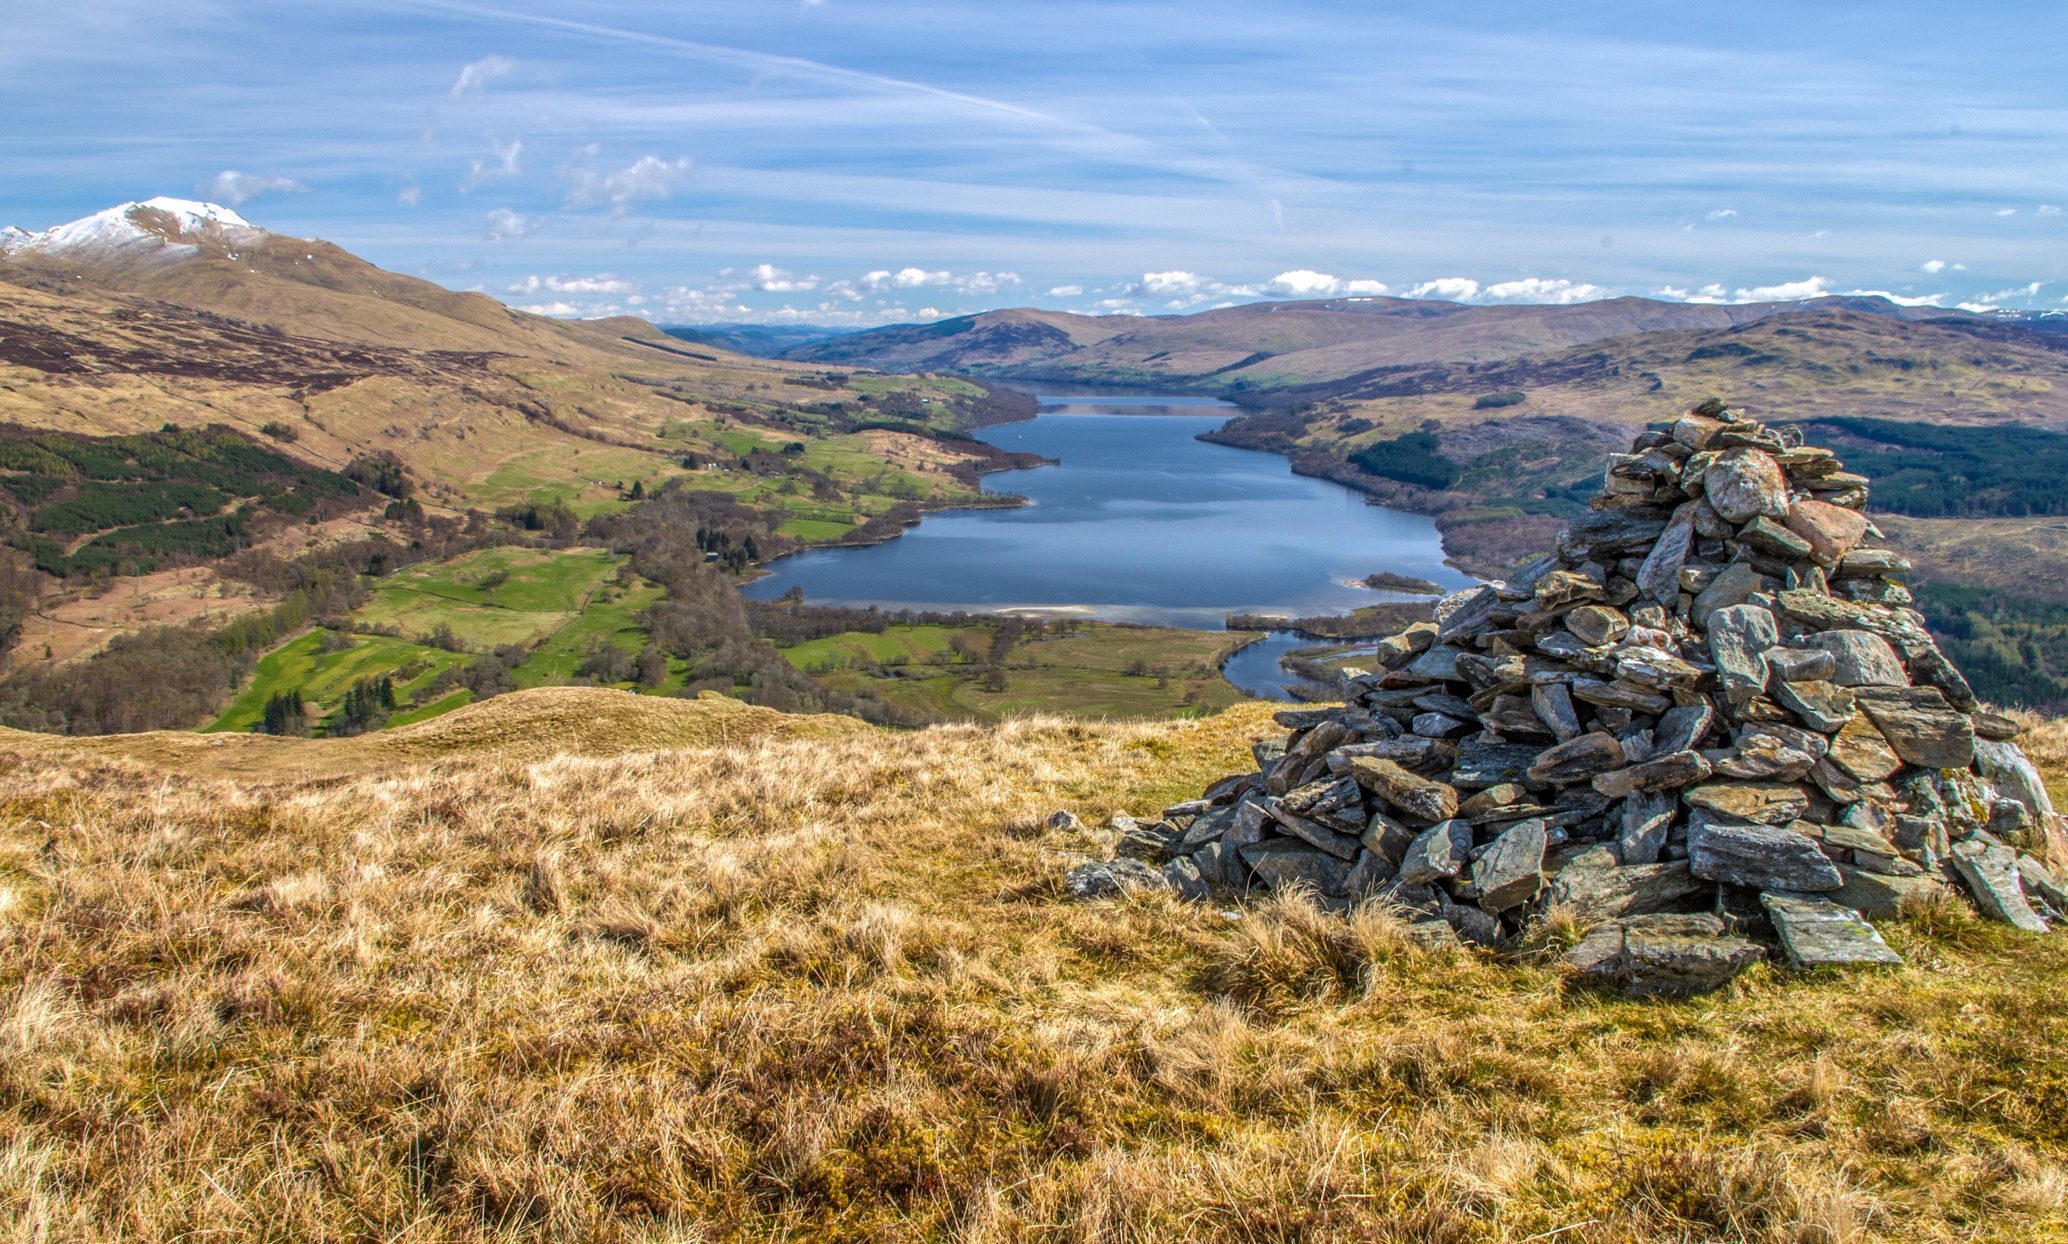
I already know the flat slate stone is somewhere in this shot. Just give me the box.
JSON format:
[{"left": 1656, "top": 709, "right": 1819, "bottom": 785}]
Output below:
[
  {"left": 1241, "top": 841, "right": 1354, "bottom": 896},
  {"left": 1343, "top": 756, "right": 1459, "bottom": 822},
  {"left": 1761, "top": 892, "right": 1903, "bottom": 967},
  {"left": 1396, "top": 818, "right": 1473, "bottom": 886},
  {"left": 1690, "top": 561, "right": 1764, "bottom": 629},
  {"left": 1828, "top": 714, "right": 1904, "bottom": 783},
  {"left": 1546, "top": 856, "right": 1712, "bottom": 922},
  {"left": 1783, "top": 497, "right": 1872, "bottom": 566},
  {"left": 1616, "top": 790, "right": 1676, "bottom": 864},
  {"left": 1684, "top": 781, "right": 1811, "bottom": 826},
  {"left": 1527, "top": 731, "right": 1627, "bottom": 786},
  {"left": 1949, "top": 837, "right": 2049, "bottom": 932},
  {"left": 1803, "top": 629, "right": 1908, "bottom": 687},
  {"left": 1065, "top": 858, "right": 1168, "bottom": 900},
  {"left": 1687, "top": 815, "right": 1842, "bottom": 892},
  {"left": 1531, "top": 681, "right": 1583, "bottom": 741},
  {"left": 1449, "top": 737, "right": 1544, "bottom": 790},
  {"left": 1853, "top": 686, "right": 1975, "bottom": 770},
  {"left": 1617, "top": 926, "right": 1765, "bottom": 998},
  {"left": 1655, "top": 703, "right": 1715, "bottom": 755},
  {"left": 1472, "top": 817, "right": 1549, "bottom": 912},
  {"left": 1830, "top": 864, "right": 1946, "bottom": 920},
  {"left": 1708, "top": 603, "right": 1780, "bottom": 702},
  {"left": 1773, "top": 679, "right": 1857, "bottom": 734}
]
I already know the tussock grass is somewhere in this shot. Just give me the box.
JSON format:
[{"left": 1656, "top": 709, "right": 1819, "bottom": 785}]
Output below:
[{"left": 1, "top": 693, "right": 2066, "bottom": 1240}]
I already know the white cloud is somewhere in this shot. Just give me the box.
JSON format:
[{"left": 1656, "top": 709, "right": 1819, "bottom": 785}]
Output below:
[
  {"left": 1962, "top": 280, "right": 2048, "bottom": 310},
  {"left": 462, "top": 137, "right": 522, "bottom": 190},
  {"left": 1265, "top": 269, "right": 1387, "bottom": 298},
  {"left": 450, "top": 54, "right": 517, "bottom": 98},
  {"left": 1921, "top": 259, "right": 1947, "bottom": 274},
  {"left": 1994, "top": 207, "right": 2019, "bottom": 217},
  {"left": 566, "top": 154, "right": 694, "bottom": 213},
  {"left": 1841, "top": 288, "right": 1947, "bottom": 308},
  {"left": 1140, "top": 270, "right": 1203, "bottom": 295},
  {"left": 1048, "top": 284, "right": 1083, "bottom": 297},
  {"left": 199, "top": 170, "right": 308, "bottom": 206},
  {"left": 883, "top": 266, "right": 949, "bottom": 288},
  {"left": 397, "top": 182, "right": 422, "bottom": 208},
  {"left": 1406, "top": 277, "right": 1480, "bottom": 301},
  {"left": 508, "top": 273, "right": 638, "bottom": 295},
  {"left": 660, "top": 285, "right": 751, "bottom": 319},
  {"left": 1706, "top": 208, "right": 1738, "bottom": 221},
  {"left": 2041, "top": 205, "right": 2064, "bottom": 216},
  {"left": 1483, "top": 277, "right": 1606, "bottom": 305},
  {"left": 749, "top": 262, "right": 818, "bottom": 293},
  {"left": 485, "top": 207, "right": 533, "bottom": 242},
  {"left": 1717, "top": 276, "right": 1832, "bottom": 303},
  {"left": 517, "top": 301, "right": 581, "bottom": 317}
]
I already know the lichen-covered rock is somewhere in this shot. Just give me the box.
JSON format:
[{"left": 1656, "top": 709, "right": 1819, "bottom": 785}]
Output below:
[
  {"left": 1687, "top": 816, "right": 1842, "bottom": 892},
  {"left": 1762, "top": 893, "right": 1903, "bottom": 967},
  {"left": 1066, "top": 858, "right": 1168, "bottom": 900}
]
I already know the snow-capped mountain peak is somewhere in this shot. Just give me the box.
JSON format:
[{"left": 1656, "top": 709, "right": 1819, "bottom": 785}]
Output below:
[{"left": 2, "top": 197, "right": 265, "bottom": 266}]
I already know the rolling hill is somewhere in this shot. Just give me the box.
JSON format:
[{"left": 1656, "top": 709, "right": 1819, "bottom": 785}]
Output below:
[
  {"left": 786, "top": 293, "right": 1987, "bottom": 395},
  {"left": 0, "top": 199, "right": 1036, "bottom": 730}
]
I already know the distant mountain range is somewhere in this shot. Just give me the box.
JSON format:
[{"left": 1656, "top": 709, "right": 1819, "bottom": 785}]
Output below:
[
  {"left": 776, "top": 294, "right": 2032, "bottom": 400},
  {"left": 662, "top": 323, "right": 844, "bottom": 357}
]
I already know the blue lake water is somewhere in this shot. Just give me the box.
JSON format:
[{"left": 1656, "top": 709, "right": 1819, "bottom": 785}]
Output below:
[{"left": 743, "top": 393, "right": 1477, "bottom": 697}]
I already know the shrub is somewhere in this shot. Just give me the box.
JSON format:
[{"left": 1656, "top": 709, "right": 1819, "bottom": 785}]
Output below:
[{"left": 1350, "top": 431, "right": 1461, "bottom": 489}]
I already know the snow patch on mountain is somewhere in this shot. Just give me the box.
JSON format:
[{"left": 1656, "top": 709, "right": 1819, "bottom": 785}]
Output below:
[{"left": 3, "top": 198, "right": 263, "bottom": 265}]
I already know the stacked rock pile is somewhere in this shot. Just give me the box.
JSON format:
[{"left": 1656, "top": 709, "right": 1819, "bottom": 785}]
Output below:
[{"left": 1067, "top": 400, "right": 2067, "bottom": 995}]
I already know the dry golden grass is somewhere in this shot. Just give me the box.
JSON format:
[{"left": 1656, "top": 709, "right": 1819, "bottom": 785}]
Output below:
[{"left": 2, "top": 692, "right": 2067, "bottom": 1241}]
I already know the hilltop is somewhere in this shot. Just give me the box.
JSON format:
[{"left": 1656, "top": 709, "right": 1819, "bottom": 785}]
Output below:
[{"left": 3, "top": 687, "right": 2067, "bottom": 1240}]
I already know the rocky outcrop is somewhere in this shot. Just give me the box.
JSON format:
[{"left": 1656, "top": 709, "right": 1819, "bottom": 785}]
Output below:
[{"left": 1066, "top": 400, "right": 2065, "bottom": 995}]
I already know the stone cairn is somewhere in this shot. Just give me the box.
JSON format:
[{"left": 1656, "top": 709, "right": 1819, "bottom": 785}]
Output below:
[{"left": 1067, "top": 400, "right": 2068, "bottom": 996}]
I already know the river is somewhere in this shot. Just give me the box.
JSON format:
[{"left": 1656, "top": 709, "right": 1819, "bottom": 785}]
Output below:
[{"left": 743, "top": 392, "right": 1475, "bottom": 699}]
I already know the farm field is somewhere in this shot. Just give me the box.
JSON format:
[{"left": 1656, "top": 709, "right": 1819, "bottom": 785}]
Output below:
[{"left": 210, "top": 546, "right": 682, "bottom": 734}]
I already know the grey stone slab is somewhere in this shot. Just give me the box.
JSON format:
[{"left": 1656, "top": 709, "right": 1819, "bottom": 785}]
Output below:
[{"left": 1761, "top": 892, "right": 1903, "bottom": 967}]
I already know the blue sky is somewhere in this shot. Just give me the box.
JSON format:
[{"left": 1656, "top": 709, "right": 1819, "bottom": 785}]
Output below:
[{"left": 3, "top": 1, "right": 2063, "bottom": 324}]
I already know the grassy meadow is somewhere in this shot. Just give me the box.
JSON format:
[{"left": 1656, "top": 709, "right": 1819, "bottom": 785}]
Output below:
[
  {"left": 1, "top": 689, "right": 2067, "bottom": 1241},
  {"left": 209, "top": 547, "right": 684, "bottom": 734},
  {"left": 779, "top": 622, "right": 1260, "bottom": 721}
]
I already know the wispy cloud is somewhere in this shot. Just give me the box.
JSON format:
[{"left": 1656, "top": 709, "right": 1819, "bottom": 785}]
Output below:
[
  {"left": 199, "top": 170, "right": 308, "bottom": 206},
  {"left": 449, "top": 53, "right": 516, "bottom": 97},
  {"left": 508, "top": 273, "right": 636, "bottom": 295},
  {"left": 565, "top": 154, "right": 694, "bottom": 213},
  {"left": 461, "top": 137, "right": 522, "bottom": 190},
  {"left": 485, "top": 206, "right": 533, "bottom": 241}
]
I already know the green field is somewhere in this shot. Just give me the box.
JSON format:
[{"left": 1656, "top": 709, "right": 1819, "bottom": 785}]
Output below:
[
  {"left": 208, "top": 631, "right": 475, "bottom": 733},
  {"left": 354, "top": 546, "right": 621, "bottom": 647},
  {"left": 214, "top": 546, "right": 682, "bottom": 734},
  {"left": 780, "top": 622, "right": 1262, "bottom": 722}
]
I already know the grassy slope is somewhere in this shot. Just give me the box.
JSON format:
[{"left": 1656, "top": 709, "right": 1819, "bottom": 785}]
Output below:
[
  {"left": 209, "top": 546, "right": 683, "bottom": 732},
  {"left": 780, "top": 623, "right": 1259, "bottom": 721},
  {"left": 2, "top": 690, "right": 2066, "bottom": 1240}
]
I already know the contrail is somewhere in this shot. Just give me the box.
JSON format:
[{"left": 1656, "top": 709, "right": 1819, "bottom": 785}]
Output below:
[{"left": 387, "top": 0, "right": 1341, "bottom": 197}]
